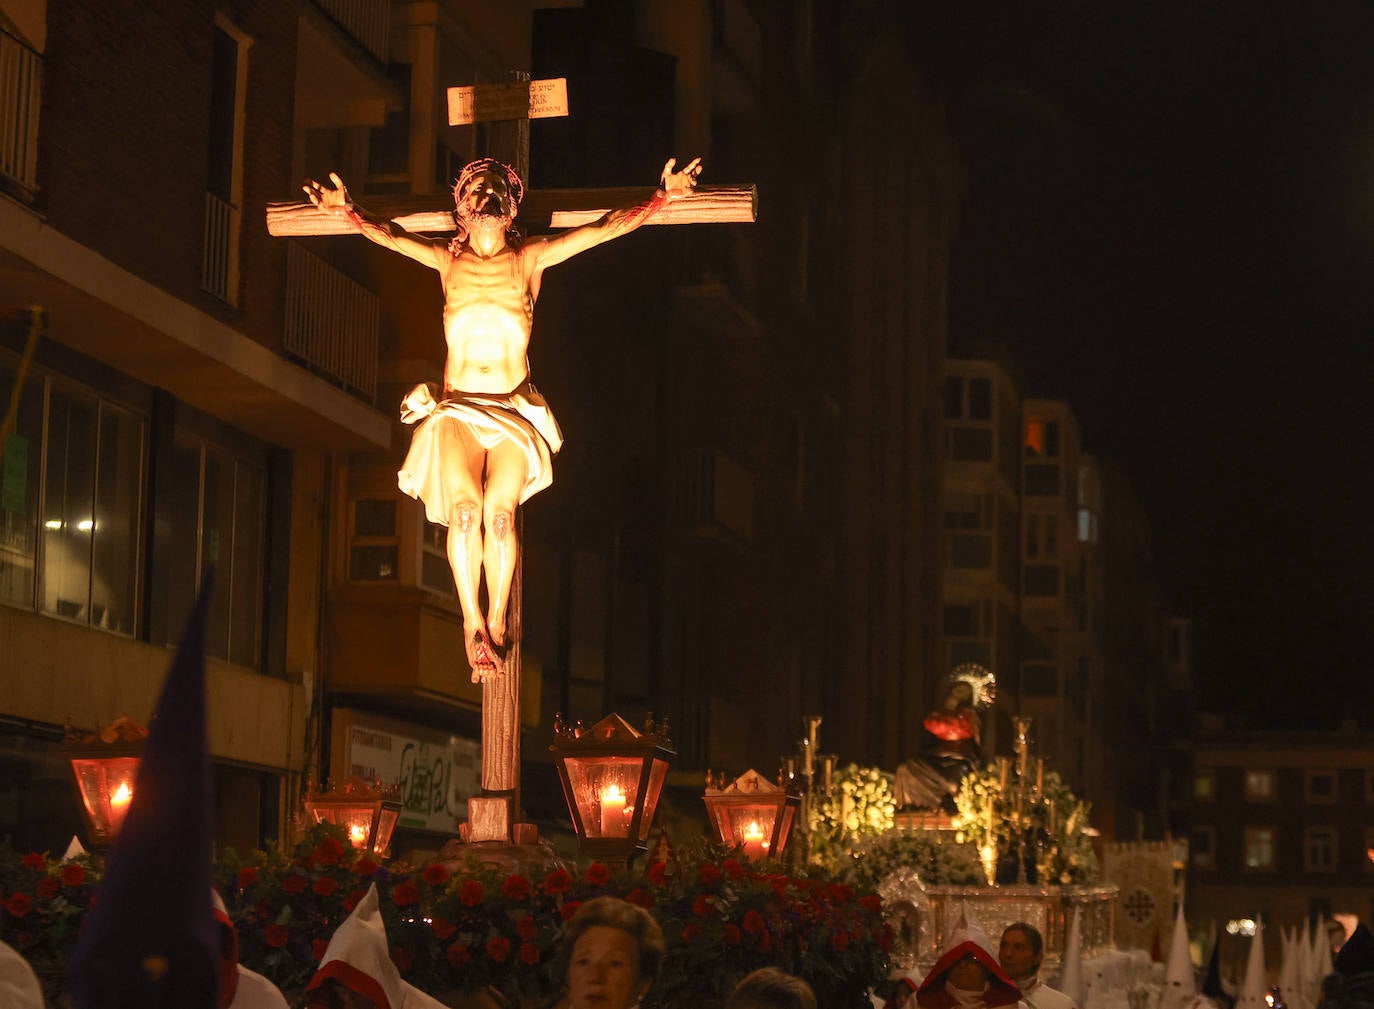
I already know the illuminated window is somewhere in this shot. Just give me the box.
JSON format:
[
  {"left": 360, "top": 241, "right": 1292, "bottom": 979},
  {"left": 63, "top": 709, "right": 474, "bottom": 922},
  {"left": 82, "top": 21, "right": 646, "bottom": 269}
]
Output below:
[
  {"left": 1304, "top": 827, "right": 1338, "bottom": 873},
  {"left": 1194, "top": 769, "right": 1215, "bottom": 802},
  {"left": 1025, "top": 418, "right": 1044, "bottom": 456},
  {"left": 1243, "top": 827, "right": 1276, "bottom": 871},
  {"left": 1244, "top": 769, "right": 1275, "bottom": 801},
  {"left": 1191, "top": 827, "right": 1215, "bottom": 869},
  {"left": 1306, "top": 770, "right": 1337, "bottom": 804}
]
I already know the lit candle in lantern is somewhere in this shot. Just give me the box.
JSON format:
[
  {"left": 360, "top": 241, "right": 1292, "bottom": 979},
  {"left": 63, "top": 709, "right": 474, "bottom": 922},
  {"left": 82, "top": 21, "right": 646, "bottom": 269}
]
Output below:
[
  {"left": 349, "top": 822, "right": 368, "bottom": 847},
  {"left": 741, "top": 820, "right": 767, "bottom": 859},
  {"left": 110, "top": 781, "right": 133, "bottom": 826},
  {"left": 600, "top": 784, "right": 628, "bottom": 837}
]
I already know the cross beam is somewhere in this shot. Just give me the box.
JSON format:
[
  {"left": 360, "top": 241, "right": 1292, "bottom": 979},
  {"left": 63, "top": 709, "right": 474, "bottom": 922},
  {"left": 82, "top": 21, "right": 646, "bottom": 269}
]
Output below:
[{"left": 266, "top": 184, "right": 757, "bottom": 237}]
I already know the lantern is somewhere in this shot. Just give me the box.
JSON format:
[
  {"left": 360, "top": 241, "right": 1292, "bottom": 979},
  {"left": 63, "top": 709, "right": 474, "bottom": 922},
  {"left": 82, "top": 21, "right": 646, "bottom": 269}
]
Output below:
[
  {"left": 550, "top": 713, "right": 674, "bottom": 864},
  {"left": 702, "top": 768, "right": 801, "bottom": 861},
  {"left": 62, "top": 716, "right": 148, "bottom": 848},
  {"left": 303, "top": 776, "right": 402, "bottom": 856}
]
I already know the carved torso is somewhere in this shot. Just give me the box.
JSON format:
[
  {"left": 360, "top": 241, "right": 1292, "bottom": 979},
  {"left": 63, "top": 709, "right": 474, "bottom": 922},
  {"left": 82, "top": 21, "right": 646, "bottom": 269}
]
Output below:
[{"left": 439, "top": 243, "right": 540, "bottom": 393}]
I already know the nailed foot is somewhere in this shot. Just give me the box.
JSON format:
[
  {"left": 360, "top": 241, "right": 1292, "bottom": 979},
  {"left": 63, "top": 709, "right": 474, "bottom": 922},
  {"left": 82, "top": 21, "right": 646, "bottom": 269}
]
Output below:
[{"left": 466, "top": 627, "right": 502, "bottom": 683}]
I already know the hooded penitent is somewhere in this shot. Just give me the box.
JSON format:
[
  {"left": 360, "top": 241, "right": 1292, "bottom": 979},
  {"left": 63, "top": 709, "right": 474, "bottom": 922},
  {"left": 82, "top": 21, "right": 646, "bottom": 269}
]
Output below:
[
  {"left": 68, "top": 576, "right": 219, "bottom": 1009},
  {"left": 305, "top": 883, "right": 447, "bottom": 1009},
  {"left": 917, "top": 905, "right": 1023, "bottom": 1009},
  {"left": 0, "top": 939, "right": 44, "bottom": 1009}
]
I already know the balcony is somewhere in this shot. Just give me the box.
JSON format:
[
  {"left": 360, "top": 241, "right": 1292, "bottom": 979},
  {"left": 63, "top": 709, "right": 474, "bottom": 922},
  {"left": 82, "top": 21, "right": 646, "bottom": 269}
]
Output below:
[
  {"left": 312, "top": 0, "right": 389, "bottom": 63},
  {"left": 295, "top": 0, "right": 402, "bottom": 133},
  {"left": 283, "top": 242, "right": 380, "bottom": 403},
  {"left": 0, "top": 27, "right": 41, "bottom": 199}
]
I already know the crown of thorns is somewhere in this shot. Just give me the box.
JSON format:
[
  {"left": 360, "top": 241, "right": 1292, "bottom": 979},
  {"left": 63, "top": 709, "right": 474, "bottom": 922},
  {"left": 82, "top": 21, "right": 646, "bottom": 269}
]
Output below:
[
  {"left": 453, "top": 158, "right": 525, "bottom": 211},
  {"left": 949, "top": 663, "right": 997, "bottom": 709}
]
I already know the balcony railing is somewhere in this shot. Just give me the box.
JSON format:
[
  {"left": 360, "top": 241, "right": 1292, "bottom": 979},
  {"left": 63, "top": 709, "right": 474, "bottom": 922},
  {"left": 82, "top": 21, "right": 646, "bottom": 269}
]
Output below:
[
  {"left": 202, "top": 191, "right": 240, "bottom": 304},
  {"left": 313, "top": 0, "right": 389, "bottom": 63},
  {"left": 0, "top": 27, "right": 41, "bottom": 195},
  {"left": 284, "top": 242, "right": 379, "bottom": 403}
]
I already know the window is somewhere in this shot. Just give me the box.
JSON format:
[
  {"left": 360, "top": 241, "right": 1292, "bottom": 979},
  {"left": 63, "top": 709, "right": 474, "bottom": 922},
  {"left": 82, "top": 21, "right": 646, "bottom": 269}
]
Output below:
[
  {"left": 1024, "top": 564, "right": 1060, "bottom": 596},
  {"left": 1244, "top": 769, "right": 1275, "bottom": 801},
  {"left": 1023, "top": 662, "right": 1058, "bottom": 697},
  {"left": 1304, "top": 827, "right": 1338, "bottom": 873},
  {"left": 0, "top": 359, "right": 144, "bottom": 635},
  {"left": 1025, "top": 419, "right": 1060, "bottom": 458},
  {"left": 1191, "top": 827, "right": 1216, "bottom": 869},
  {"left": 1243, "top": 827, "right": 1276, "bottom": 871},
  {"left": 1194, "top": 769, "right": 1215, "bottom": 801},
  {"left": 420, "top": 518, "right": 452, "bottom": 595},
  {"left": 944, "top": 493, "right": 988, "bottom": 530},
  {"left": 349, "top": 499, "right": 399, "bottom": 582},
  {"left": 967, "top": 378, "right": 991, "bottom": 420},
  {"left": 203, "top": 17, "right": 252, "bottom": 303},
  {"left": 1306, "top": 770, "right": 1337, "bottom": 804},
  {"left": 166, "top": 435, "right": 263, "bottom": 666}
]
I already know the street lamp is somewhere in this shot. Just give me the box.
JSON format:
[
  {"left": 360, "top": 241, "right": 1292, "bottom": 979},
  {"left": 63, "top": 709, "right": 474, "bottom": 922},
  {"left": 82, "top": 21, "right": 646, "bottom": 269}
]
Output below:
[
  {"left": 702, "top": 768, "right": 801, "bottom": 860},
  {"left": 62, "top": 716, "right": 148, "bottom": 848},
  {"left": 303, "top": 776, "right": 402, "bottom": 856},
  {"left": 550, "top": 713, "right": 674, "bottom": 865}
]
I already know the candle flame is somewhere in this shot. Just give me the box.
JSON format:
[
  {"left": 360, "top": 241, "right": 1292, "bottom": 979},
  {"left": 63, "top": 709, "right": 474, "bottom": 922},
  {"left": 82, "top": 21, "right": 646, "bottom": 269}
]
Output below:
[
  {"left": 744, "top": 821, "right": 763, "bottom": 840},
  {"left": 602, "top": 783, "right": 625, "bottom": 802},
  {"left": 349, "top": 823, "right": 368, "bottom": 845},
  {"left": 111, "top": 782, "right": 132, "bottom": 808}
]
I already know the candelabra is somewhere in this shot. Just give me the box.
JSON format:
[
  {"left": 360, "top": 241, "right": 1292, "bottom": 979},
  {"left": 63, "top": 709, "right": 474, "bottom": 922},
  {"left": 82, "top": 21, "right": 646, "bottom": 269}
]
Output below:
[
  {"left": 774, "top": 715, "right": 833, "bottom": 865},
  {"left": 993, "top": 716, "right": 1052, "bottom": 885}
]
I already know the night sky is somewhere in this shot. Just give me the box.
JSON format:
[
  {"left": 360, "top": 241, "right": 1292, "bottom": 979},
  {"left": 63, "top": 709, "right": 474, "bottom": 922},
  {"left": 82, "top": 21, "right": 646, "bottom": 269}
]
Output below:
[{"left": 901, "top": 2, "right": 1374, "bottom": 725}]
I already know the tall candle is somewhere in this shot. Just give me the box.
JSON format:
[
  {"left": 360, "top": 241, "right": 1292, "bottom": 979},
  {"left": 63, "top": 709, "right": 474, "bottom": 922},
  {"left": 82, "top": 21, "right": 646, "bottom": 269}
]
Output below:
[
  {"left": 600, "top": 784, "right": 628, "bottom": 837},
  {"left": 1036, "top": 758, "right": 1045, "bottom": 794},
  {"left": 741, "top": 821, "right": 767, "bottom": 860},
  {"left": 998, "top": 757, "right": 1010, "bottom": 791},
  {"left": 110, "top": 781, "right": 133, "bottom": 832}
]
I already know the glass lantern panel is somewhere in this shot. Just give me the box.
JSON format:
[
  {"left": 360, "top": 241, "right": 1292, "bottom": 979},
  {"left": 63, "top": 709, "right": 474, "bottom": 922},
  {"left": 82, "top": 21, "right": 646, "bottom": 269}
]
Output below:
[
  {"left": 636, "top": 757, "right": 670, "bottom": 841},
  {"left": 729, "top": 804, "right": 778, "bottom": 858},
  {"left": 374, "top": 807, "right": 400, "bottom": 855},
  {"left": 311, "top": 804, "right": 377, "bottom": 849},
  {"left": 70, "top": 756, "right": 141, "bottom": 842},
  {"left": 563, "top": 755, "right": 645, "bottom": 839},
  {"left": 774, "top": 805, "right": 797, "bottom": 852}
]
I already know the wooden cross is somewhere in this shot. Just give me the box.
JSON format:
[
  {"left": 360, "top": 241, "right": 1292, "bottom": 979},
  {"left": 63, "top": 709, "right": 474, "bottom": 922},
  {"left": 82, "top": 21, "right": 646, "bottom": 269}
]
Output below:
[{"left": 270, "top": 75, "right": 753, "bottom": 850}]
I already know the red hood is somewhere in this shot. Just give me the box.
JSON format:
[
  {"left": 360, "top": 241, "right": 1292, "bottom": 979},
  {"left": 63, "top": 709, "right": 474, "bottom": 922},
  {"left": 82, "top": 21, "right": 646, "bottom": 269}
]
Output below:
[{"left": 917, "top": 940, "right": 1023, "bottom": 1009}]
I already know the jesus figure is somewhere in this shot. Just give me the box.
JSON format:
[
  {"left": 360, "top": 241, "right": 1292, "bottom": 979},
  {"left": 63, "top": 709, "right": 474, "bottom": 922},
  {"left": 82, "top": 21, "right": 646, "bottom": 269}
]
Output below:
[{"left": 304, "top": 156, "right": 703, "bottom": 681}]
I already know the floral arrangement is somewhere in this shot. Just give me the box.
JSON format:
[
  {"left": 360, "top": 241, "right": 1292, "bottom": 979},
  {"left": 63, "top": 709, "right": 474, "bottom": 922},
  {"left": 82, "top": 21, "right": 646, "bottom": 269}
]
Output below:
[
  {"left": 951, "top": 766, "right": 1099, "bottom": 885},
  {"left": 834, "top": 830, "right": 983, "bottom": 893},
  {"left": 807, "top": 763, "right": 897, "bottom": 867},
  {"left": 0, "top": 825, "right": 891, "bottom": 1009}
]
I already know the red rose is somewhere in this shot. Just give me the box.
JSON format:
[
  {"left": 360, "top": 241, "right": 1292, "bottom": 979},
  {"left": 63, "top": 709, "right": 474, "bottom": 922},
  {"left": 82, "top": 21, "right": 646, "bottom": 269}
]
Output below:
[
  {"left": 516, "top": 915, "right": 538, "bottom": 941},
  {"left": 721, "top": 859, "right": 746, "bottom": 880},
  {"left": 264, "top": 924, "right": 290, "bottom": 948},
  {"left": 390, "top": 947, "right": 415, "bottom": 974},
  {"left": 459, "top": 880, "right": 484, "bottom": 907},
  {"left": 698, "top": 863, "right": 722, "bottom": 886},
  {"left": 486, "top": 936, "right": 511, "bottom": 962},
  {"left": 236, "top": 867, "right": 258, "bottom": 890},
  {"left": 20, "top": 853, "right": 44, "bottom": 871},
  {"left": 722, "top": 924, "right": 741, "bottom": 947},
  {"left": 446, "top": 944, "right": 472, "bottom": 968},
  {"left": 829, "top": 930, "right": 849, "bottom": 951},
  {"left": 860, "top": 894, "right": 882, "bottom": 915},
  {"left": 560, "top": 900, "right": 582, "bottom": 922},
  {"left": 519, "top": 942, "right": 542, "bottom": 965},
  {"left": 742, "top": 909, "right": 766, "bottom": 935},
  {"left": 501, "top": 874, "right": 530, "bottom": 900},
  {"left": 692, "top": 895, "right": 714, "bottom": 919},
  {"left": 423, "top": 863, "right": 450, "bottom": 886},
  {"left": 6, "top": 893, "right": 32, "bottom": 918},
  {"left": 61, "top": 863, "right": 87, "bottom": 888},
  {"left": 827, "top": 882, "right": 854, "bottom": 903},
  {"left": 312, "top": 877, "right": 339, "bottom": 897},
  {"left": 36, "top": 876, "right": 59, "bottom": 899},
  {"left": 280, "top": 873, "right": 307, "bottom": 895},
  {"left": 343, "top": 889, "right": 366, "bottom": 912},
  {"left": 391, "top": 881, "right": 420, "bottom": 907},
  {"left": 431, "top": 917, "right": 457, "bottom": 942},
  {"left": 543, "top": 868, "right": 572, "bottom": 895},
  {"left": 585, "top": 862, "right": 612, "bottom": 886},
  {"left": 354, "top": 858, "right": 380, "bottom": 877},
  {"left": 316, "top": 837, "right": 345, "bottom": 866},
  {"left": 312, "top": 938, "right": 330, "bottom": 962},
  {"left": 646, "top": 862, "right": 667, "bottom": 886},
  {"left": 625, "top": 888, "right": 653, "bottom": 909},
  {"left": 682, "top": 923, "right": 703, "bottom": 943}
]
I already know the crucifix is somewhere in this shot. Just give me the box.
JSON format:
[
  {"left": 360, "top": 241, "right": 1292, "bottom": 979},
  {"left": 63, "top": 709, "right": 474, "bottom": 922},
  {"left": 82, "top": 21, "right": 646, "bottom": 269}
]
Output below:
[{"left": 271, "top": 76, "right": 754, "bottom": 847}]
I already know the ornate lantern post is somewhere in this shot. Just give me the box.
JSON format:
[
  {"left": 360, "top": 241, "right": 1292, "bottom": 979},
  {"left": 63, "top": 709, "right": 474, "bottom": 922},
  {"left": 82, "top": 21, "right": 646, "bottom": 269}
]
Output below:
[
  {"left": 702, "top": 768, "right": 801, "bottom": 860},
  {"left": 62, "top": 717, "right": 148, "bottom": 848},
  {"left": 550, "top": 713, "right": 674, "bottom": 866},
  {"left": 303, "top": 776, "right": 402, "bottom": 856}
]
